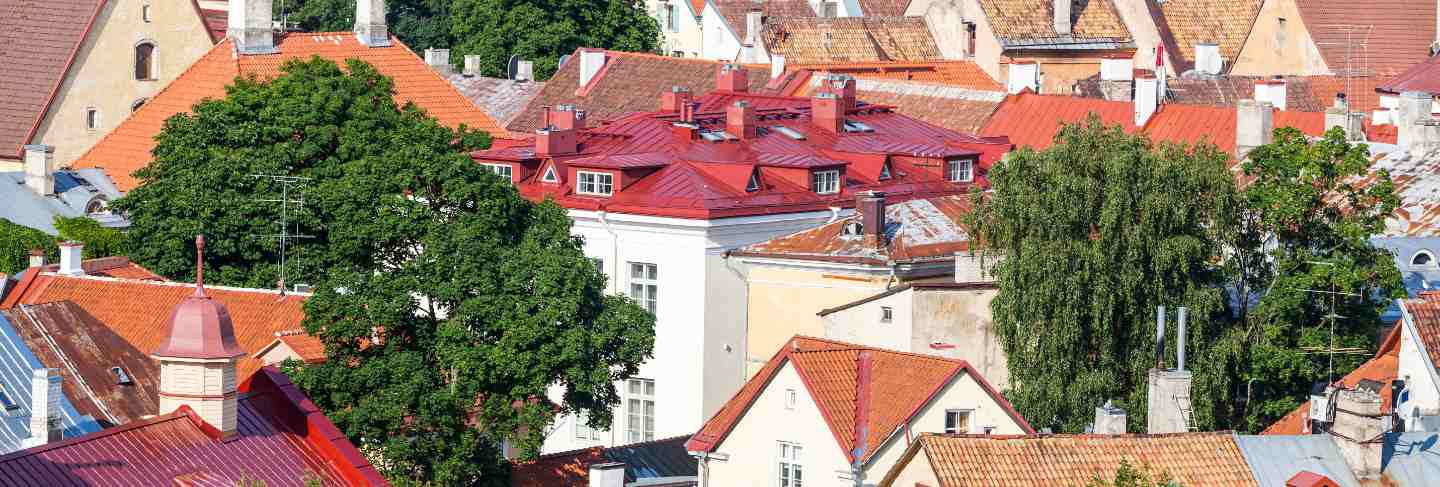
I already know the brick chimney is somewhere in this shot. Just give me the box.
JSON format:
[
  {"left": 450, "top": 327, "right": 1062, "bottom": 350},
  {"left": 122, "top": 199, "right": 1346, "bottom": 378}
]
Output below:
[
  {"left": 23, "top": 144, "right": 54, "bottom": 197},
  {"left": 229, "top": 0, "right": 277, "bottom": 54},
  {"left": 857, "top": 191, "right": 886, "bottom": 249},
  {"left": 717, "top": 64, "right": 749, "bottom": 93},
  {"left": 58, "top": 241, "right": 84, "bottom": 276},
  {"left": 23, "top": 368, "right": 63, "bottom": 447},
  {"left": 536, "top": 128, "right": 578, "bottom": 156},
  {"left": 1053, "top": 0, "right": 1071, "bottom": 36},
  {"left": 549, "top": 104, "right": 586, "bottom": 131},
  {"left": 424, "top": 48, "right": 452, "bottom": 75},
  {"left": 727, "top": 101, "right": 757, "bottom": 139},
  {"left": 1254, "top": 78, "right": 1288, "bottom": 111},
  {"left": 1236, "top": 99, "right": 1275, "bottom": 159},
  {"left": 826, "top": 74, "right": 857, "bottom": 112},
  {"left": 1134, "top": 75, "right": 1158, "bottom": 126},
  {"left": 1093, "top": 400, "right": 1126, "bottom": 434},
  {"left": 812, "top": 92, "right": 844, "bottom": 133},
  {"left": 662, "top": 86, "right": 693, "bottom": 112},
  {"left": 355, "top": 0, "right": 391, "bottom": 47}
]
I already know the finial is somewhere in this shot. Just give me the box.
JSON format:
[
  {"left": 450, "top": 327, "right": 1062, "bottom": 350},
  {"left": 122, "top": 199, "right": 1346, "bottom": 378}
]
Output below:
[{"left": 195, "top": 235, "right": 206, "bottom": 296}]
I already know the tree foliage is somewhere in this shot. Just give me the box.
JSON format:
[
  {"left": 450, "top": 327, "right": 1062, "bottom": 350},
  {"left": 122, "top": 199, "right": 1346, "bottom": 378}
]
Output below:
[
  {"left": 1086, "top": 460, "right": 1178, "bottom": 487},
  {"left": 0, "top": 219, "right": 57, "bottom": 275},
  {"left": 277, "top": 0, "right": 660, "bottom": 80},
  {"left": 53, "top": 217, "right": 131, "bottom": 260},
  {"left": 0, "top": 217, "right": 132, "bottom": 275},
  {"left": 966, "top": 117, "right": 1237, "bottom": 432}
]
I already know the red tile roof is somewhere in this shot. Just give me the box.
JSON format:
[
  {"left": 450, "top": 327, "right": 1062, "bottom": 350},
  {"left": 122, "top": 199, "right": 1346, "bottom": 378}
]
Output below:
[
  {"left": 1154, "top": 0, "right": 1263, "bottom": 70},
  {"left": 780, "top": 61, "right": 1003, "bottom": 92},
  {"left": 0, "top": 0, "right": 104, "bottom": 159},
  {"left": 1262, "top": 323, "right": 1402, "bottom": 435},
  {"left": 1379, "top": 54, "right": 1440, "bottom": 95},
  {"left": 713, "top": 0, "right": 816, "bottom": 44},
  {"left": 762, "top": 17, "right": 944, "bottom": 65},
  {"left": 1403, "top": 297, "right": 1440, "bottom": 369},
  {"left": 686, "top": 336, "right": 1031, "bottom": 464},
  {"left": 0, "top": 268, "right": 307, "bottom": 379},
  {"left": 1294, "top": 0, "right": 1437, "bottom": 76},
  {"left": 887, "top": 432, "right": 1258, "bottom": 487},
  {"left": 764, "top": 67, "right": 1004, "bottom": 133},
  {"left": 255, "top": 328, "right": 328, "bottom": 364},
  {"left": 1142, "top": 103, "right": 1327, "bottom": 154},
  {"left": 476, "top": 87, "right": 1011, "bottom": 220},
  {"left": 856, "top": 0, "right": 912, "bottom": 16},
  {"left": 72, "top": 32, "right": 510, "bottom": 191},
  {"left": 734, "top": 194, "right": 973, "bottom": 265},
  {"left": 38, "top": 256, "right": 164, "bottom": 281},
  {"left": 0, "top": 367, "right": 387, "bottom": 486}
]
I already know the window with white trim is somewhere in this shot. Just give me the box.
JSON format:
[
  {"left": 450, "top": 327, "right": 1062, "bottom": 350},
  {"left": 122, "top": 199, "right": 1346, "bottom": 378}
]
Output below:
[
  {"left": 625, "top": 378, "right": 655, "bottom": 443},
  {"left": 577, "top": 171, "right": 614, "bottom": 196},
  {"left": 481, "top": 163, "right": 512, "bottom": 182},
  {"left": 947, "top": 159, "right": 974, "bottom": 183},
  {"left": 629, "top": 262, "right": 658, "bottom": 314},
  {"left": 1413, "top": 251, "right": 1435, "bottom": 267},
  {"left": 784, "top": 389, "right": 797, "bottom": 410},
  {"left": 811, "top": 169, "right": 840, "bottom": 195},
  {"left": 85, "top": 108, "right": 100, "bottom": 130},
  {"left": 664, "top": 4, "right": 678, "bottom": 31},
  {"left": 778, "top": 441, "right": 803, "bottom": 486},
  {"left": 574, "top": 411, "right": 602, "bottom": 440},
  {"left": 944, "top": 409, "right": 972, "bottom": 434},
  {"left": 141, "top": 4, "right": 152, "bottom": 22},
  {"left": 880, "top": 306, "right": 893, "bottom": 323}
]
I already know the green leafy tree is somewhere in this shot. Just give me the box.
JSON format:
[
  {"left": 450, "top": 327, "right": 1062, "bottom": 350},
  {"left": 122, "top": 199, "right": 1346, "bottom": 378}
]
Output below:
[
  {"left": 966, "top": 117, "right": 1238, "bottom": 432},
  {"left": 1217, "top": 127, "right": 1402, "bottom": 431},
  {"left": 0, "top": 219, "right": 57, "bottom": 275},
  {"left": 1086, "top": 460, "right": 1178, "bottom": 487},
  {"left": 275, "top": 0, "right": 455, "bottom": 54},
  {"left": 53, "top": 217, "right": 131, "bottom": 260},
  {"left": 0, "top": 217, "right": 131, "bottom": 275}
]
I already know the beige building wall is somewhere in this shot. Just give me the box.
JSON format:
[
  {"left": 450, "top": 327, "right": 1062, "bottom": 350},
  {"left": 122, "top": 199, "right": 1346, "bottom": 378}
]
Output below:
[
  {"left": 824, "top": 287, "right": 1009, "bottom": 390},
  {"left": 650, "top": 0, "right": 705, "bottom": 58},
  {"left": 1110, "top": 0, "right": 1168, "bottom": 75},
  {"left": 907, "top": 0, "right": 1005, "bottom": 79},
  {"left": 32, "top": 0, "right": 216, "bottom": 167},
  {"left": 1230, "top": 0, "right": 1330, "bottom": 76},
  {"left": 158, "top": 359, "right": 238, "bottom": 433},
  {"left": 743, "top": 263, "right": 891, "bottom": 377},
  {"left": 878, "top": 446, "right": 939, "bottom": 487},
  {"left": 1000, "top": 56, "right": 1112, "bottom": 95}
]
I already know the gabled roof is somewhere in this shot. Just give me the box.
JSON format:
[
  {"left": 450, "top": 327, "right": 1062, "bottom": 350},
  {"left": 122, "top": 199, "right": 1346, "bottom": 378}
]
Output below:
[
  {"left": 0, "top": 167, "right": 128, "bottom": 235},
  {"left": 714, "top": 0, "right": 816, "bottom": 44},
  {"left": 776, "top": 61, "right": 1003, "bottom": 92},
  {"left": 1379, "top": 54, "right": 1440, "bottom": 95},
  {"left": 0, "top": 0, "right": 104, "bottom": 160},
  {"left": 976, "top": 0, "right": 1131, "bottom": 47},
  {"left": 506, "top": 50, "right": 772, "bottom": 133},
  {"left": 886, "top": 432, "right": 1258, "bottom": 487},
  {"left": 1155, "top": 75, "right": 1384, "bottom": 115},
  {"left": 0, "top": 268, "right": 307, "bottom": 381},
  {"left": 1261, "top": 323, "right": 1402, "bottom": 435},
  {"left": 448, "top": 75, "right": 547, "bottom": 127},
  {"left": 1402, "top": 296, "right": 1440, "bottom": 368},
  {"left": 761, "top": 17, "right": 944, "bottom": 65},
  {"left": 509, "top": 435, "right": 698, "bottom": 487},
  {"left": 0, "top": 367, "right": 388, "bottom": 486},
  {"left": 687, "top": 336, "right": 1031, "bottom": 464},
  {"left": 71, "top": 32, "right": 510, "bottom": 191},
  {"left": 1153, "top": 0, "right": 1263, "bottom": 70},
  {"left": 734, "top": 194, "right": 973, "bottom": 265},
  {"left": 1294, "top": 0, "right": 1437, "bottom": 76},
  {"left": 856, "top": 0, "right": 912, "bottom": 16},
  {"left": 254, "top": 328, "right": 327, "bottom": 364}
]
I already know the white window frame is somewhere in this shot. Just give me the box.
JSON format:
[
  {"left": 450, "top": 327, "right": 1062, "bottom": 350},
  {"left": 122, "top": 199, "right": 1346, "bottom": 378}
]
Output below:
[
  {"left": 625, "top": 378, "right": 656, "bottom": 444},
  {"left": 85, "top": 108, "right": 101, "bottom": 130},
  {"left": 577, "top": 171, "right": 614, "bottom": 196},
  {"left": 1413, "top": 250, "right": 1435, "bottom": 267},
  {"left": 629, "top": 262, "right": 658, "bottom": 314},
  {"left": 481, "top": 163, "right": 513, "bottom": 182},
  {"left": 878, "top": 162, "right": 891, "bottom": 180},
  {"left": 574, "top": 411, "right": 603, "bottom": 441},
  {"left": 778, "top": 441, "right": 803, "bottom": 487},
  {"left": 947, "top": 159, "right": 974, "bottom": 183},
  {"left": 811, "top": 169, "right": 840, "bottom": 195},
  {"left": 141, "top": 4, "right": 152, "bottom": 22},
  {"left": 880, "top": 306, "right": 893, "bottom": 323},
  {"left": 541, "top": 165, "right": 559, "bottom": 183},
  {"left": 944, "top": 409, "right": 972, "bottom": 434},
  {"left": 784, "top": 389, "right": 797, "bottom": 410},
  {"left": 665, "top": 3, "right": 678, "bottom": 32}
]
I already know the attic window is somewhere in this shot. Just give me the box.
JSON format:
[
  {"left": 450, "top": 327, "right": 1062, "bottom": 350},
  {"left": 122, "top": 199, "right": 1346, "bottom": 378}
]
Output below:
[
  {"left": 772, "top": 126, "right": 806, "bottom": 140},
  {"left": 843, "top": 121, "right": 874, "bottom": 133},
  {"left": 541, "top": 165, "right": 559, "bottom": 183},
  {"left": 878, "top": 162, "right": 892, "bottom": 181},
  {"left": 111, "top": 366, "right": 133, "bottom": 385},
  {"left": 811, "top": 170, "right": 840, "bottom": 195},
  {"left": 0, "top": 387, "right": 17, "bottom": 411},
  {"left": 746, "top": 170, "right": 761, "bottom": 192},
  {"left": 841, "top": 221, "right": 862, "bottom": 237},
  {"left": 881, "top": 306, "right": 893, "bottom": 322},
  {"left": 1413, "top": 251, "right": 1435, "bottom": 267},
  {"left": 85, "top": 198, "right": 109, "bottom": 215}
]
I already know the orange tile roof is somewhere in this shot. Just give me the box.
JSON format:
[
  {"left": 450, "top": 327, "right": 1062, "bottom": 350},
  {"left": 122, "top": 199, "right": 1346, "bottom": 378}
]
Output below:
[
  {"left": 891, "top": 432, "right": 1258, "bottom": 487},
  {"left": 785, "top": 61, "right": 1002, "bottom": 91},
  {"left": 1262, "top": 324, "right": 1401, "bottom": 435},
  {"left": 977, "top": 0, "right": 1130, "bottom": 43},
  {"left": 1403, "top": 297, "right": 1440, "bottom": 369},
  {"left": 1295, "top": 0, "right": 1437, "bottom": 75},
  {"left": 1155, "top": 0, "right": 1263, "bottom": 68},
  {"left": 38, "top": 256, "right": 165, "bottom": 281},
  {"left": 72, "top": 32, "right": 509, "bottom": 191},
  {"left": 761, "top": 17, "right": 943, "bottom": 65},
  {"left": 0, "top": 268, "right": 307, "bottom": 379},
  {"left": 686, "top": 336, "right": 1031, "bottom": 464},
  {"left": 978, "top": 92, "right": 1139, "bottom": 149},
  {"left": 254, "top": 328, "right": 327, "bottom": 364}
]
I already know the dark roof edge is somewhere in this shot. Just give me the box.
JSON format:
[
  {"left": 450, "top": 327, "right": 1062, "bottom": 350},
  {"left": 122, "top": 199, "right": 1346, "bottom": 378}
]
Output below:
[
  {"left": 15, "top": 0, "right": 109, "bottom": 159},
  {"left": 817, "top": 284, "right": 912, "bottom": 316}
]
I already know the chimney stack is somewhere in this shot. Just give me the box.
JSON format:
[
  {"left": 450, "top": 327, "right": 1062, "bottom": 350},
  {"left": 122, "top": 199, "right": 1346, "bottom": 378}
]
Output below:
[
  {"left": 28, "top": 248, "right": 45, "bottom": 268},
  {"left": 1147, "top": 306, "right": 1193, "bottom": 434},
  {"left": 1324, "top": 93, "right": 1364, "bottom": 141},
  {"left": 857, "top": 191, "right": 886, "bottom": 249},
  {"left": 463, "top": 55, "right": 481, "bottom": 77},
  {"left": 826, "top": 74, "right": 857, "bottom": 112},
  {"left": 228, "top": 0, "right": 277, "bottom": 54},
  {"left": 745, "top": 8, "right": 763, "bottom": 47},
  {"left": 1330, "top": 386, "right": 1386, "bottom": 478},
  {"left": 424, "top": 48, "right": 452, "bottom": 75},
  {"left": 579, "top": 50, "right": 607, "bottom": 88},
  {"left": 812, "top": 92, "right": 844, "bottom": 133},
  {"left": 1053, "top": 0, "right": 1071, "bottom": 36},
  {"left": 662, "top": 86, "right": 693, "bottom": 112},
  {"left": 727, "top": 101, "right": 757, "bottom": 139},
  {"left": 58, "top": 241, "right": 84, "bottom": 276},
  {"left": 1254, "top": 78, "right": 1288, "bottom": 111},
  {"left": 1134, "top": 75, "right": 1158, "bottom": 126},
  {"left": 1006, "top": 62, "right": 1039, "bottom": 94},
  {"left": 717, "top": 64, "right": 750, "bottom": 93},
  {"left": 536, "top": 106, "right": 581, "bottom": 156},
  {"left": 1398, "top": 91, "right": 1438, "bottom": 156},
  {"left": 1093, "top": 400, "right": 1126, "bottom": 434},
  {"left": 354, "top": 0, "right": 391, "bottom": 47},
  {"left": 588, "top": 462, "right": 627, "bottom": 487},
  {"left": 516, "top": 60, "right": 535, "bottom": 82},
  {"left": 23, "top": 368, "right": 63, "bottom": 447},
  {"left": 1236, "top": 99, "right": 1274, "bottom": 159},
  {"left": 1193, "top": 43, "right": 1223, "bottom": 76},
  {"left": 23, "top": 144, "right": 55, "bottom": 197},
  {"left": 549, "top": 104, "right": 585, "bottom": 131}
]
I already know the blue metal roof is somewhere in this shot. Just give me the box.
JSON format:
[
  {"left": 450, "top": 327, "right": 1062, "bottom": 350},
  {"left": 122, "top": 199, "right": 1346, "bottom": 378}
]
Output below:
[
  {"left": 0, "top": 168, "right": 127, "bottom": 235},
  {"left": 1236, "top": 434, "right": 1361, "bottom": 487},
  {"left": 1381, "top": 432, "right": 1440, "bottom": 486},
  {"left": 1371, "top": 237, "right": 1440, "bottom": 322},
  {"left": 0, "top": 313, "right": 101, "bottom": 454}
]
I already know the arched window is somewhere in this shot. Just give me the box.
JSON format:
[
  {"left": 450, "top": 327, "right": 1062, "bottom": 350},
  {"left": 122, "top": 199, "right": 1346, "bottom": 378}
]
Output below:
[
  {"left": 131, "top": 98, "right": 147, "bottom": 112},
  {"left": 135, "top": 42, "right": 156, "bottom": 80},
  {"left": 85, "top": 198, "right": 109, "bottom": 215},
  {"left": 1414, "top": 251, "right": 1435, "bottom": 267}
]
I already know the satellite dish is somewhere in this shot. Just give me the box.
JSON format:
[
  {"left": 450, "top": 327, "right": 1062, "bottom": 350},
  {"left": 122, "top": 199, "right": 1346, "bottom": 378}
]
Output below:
[
  {"left": 506, "top": 55, "right": 520, "bottom": 80},
  {"left": 558, "top": 54, "right": 572, "bottom": 71}
]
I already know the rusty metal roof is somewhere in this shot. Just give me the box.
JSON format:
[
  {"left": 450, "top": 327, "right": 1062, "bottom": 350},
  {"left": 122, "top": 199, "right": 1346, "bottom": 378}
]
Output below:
[{"left": 735, "top": 194, "right": 972, "bottom": 265}]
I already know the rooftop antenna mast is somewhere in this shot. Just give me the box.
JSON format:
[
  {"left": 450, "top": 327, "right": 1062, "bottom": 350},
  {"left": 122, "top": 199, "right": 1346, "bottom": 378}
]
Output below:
[
  {"left": 1317, "top": 24, "right": 1373, "bottom": 116},
  {"left": 250, "top": 174, "right": 314, "bottom": 299},
  {"left": 1293, "top": 261, "right": 1369, "bottom": 383}
]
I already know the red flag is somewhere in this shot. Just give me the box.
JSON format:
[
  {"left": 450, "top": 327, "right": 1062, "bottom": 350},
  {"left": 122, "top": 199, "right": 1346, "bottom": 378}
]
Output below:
[{"left": 1155, "top": 43, "right": 1165, "bottom": 69}]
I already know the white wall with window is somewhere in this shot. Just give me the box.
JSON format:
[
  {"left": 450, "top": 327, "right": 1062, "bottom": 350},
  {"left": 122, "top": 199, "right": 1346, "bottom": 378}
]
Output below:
[
  {"left": 778, "top": 441, "right": 804, "bottom": 486},
  {"left": 648, "top": 0, "right": 705, "bottom": 59},
  {"left": 625, "top": 378, "right": 656, "bottom": 443}
]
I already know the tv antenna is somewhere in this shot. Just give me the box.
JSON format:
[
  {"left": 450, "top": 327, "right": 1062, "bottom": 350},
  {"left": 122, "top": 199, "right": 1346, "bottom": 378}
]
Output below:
[
  {"left": 1292, "top": 261, "right": 1369, "bottom": 384},
  {"left": 250, "top": 174, "right": 314, "bottom": 298}
]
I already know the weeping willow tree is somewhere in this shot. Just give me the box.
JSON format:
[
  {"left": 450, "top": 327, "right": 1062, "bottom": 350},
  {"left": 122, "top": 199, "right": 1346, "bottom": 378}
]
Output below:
[{"left": 965, "top": 116, "right": 1239, "bottom": 432}]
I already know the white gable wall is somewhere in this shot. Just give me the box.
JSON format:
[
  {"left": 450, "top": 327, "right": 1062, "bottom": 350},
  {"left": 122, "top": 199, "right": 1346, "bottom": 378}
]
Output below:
[
  {"left": 707, "top": 361, "right": 853, "bottom": 487},
  {"left": 1399, "top": 314, "right": 1440, "bottom": 422},
  {"left": 879, "top": 446, "right": 940, "bottom": 487},
  {"left": 701, "top": 3, "right": 743, "bottom": 60}
]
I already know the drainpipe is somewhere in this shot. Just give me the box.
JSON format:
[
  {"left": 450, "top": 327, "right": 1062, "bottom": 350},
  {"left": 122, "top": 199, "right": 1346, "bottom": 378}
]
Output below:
[
  {"left": 827, "top": 206, "right": 842, "bottom": 223},
  {"left": 596, "top": 206, "right": 621, "bottom": 295},
  {"left": 690, "top": 451, "right": 728, "bottom": 487},
  {"left": 721, "top": 250, "right": 749, "bottom": 384},
  {"left": 886, "top": 260, "right": 899, "bottom": 289}
]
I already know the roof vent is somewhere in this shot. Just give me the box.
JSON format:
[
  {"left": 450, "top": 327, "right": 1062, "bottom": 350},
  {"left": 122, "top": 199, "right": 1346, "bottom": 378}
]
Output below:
[
  {"left": 843, "top": 121, "right": 874, "bottom": 133},
  {"left": 841, "top": 221, "right": 863, "bottom": 237},
  {"left": 772, "top": 126, "right": 806, "bottom": 140}
]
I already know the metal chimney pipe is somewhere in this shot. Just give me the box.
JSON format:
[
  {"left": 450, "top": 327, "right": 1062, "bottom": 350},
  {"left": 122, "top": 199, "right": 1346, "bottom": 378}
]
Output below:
[
  {"left": 1177, "top": 307, "right": 1188, "bottom": 372},
  {"left": 1155, "top": 306, "right": 1166, "bottom": 369}
]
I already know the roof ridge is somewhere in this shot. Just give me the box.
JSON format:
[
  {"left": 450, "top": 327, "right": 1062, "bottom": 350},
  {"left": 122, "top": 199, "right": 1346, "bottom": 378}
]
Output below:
[
  {"left": 0, "top": 407, "right": 192, "bottom": 463},
  {"left": 791, "top": 335, "right": 970, "bottom": 366},
  {"left": 32, "top": 272, "right": 310, "bottom": 297}
]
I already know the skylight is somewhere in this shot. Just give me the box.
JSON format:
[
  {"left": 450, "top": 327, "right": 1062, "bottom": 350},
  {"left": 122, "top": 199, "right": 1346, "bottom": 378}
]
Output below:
[
  {"left": 772, "top": 126, "right": 806, "bottom": 140},
  {"left": 111, "top": 366, "right": 133, "bottom": 385},
  {"left": 843, "top": 121, "right": 875, "bottom": 133},
  {"left": 700, "top": 131, "right": 727, "bottom": 142}
]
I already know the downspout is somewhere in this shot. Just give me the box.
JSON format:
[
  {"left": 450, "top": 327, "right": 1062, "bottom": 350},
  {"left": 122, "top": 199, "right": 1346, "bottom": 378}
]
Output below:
[
  {"left": 597, "top": 206, "right": 620, "bottom": 295},
  {"left": 886, "top": 260, "right": 899, "bottom": 289},
  {"left": 827, "top": 206, "right": 843, "bottom": 223},
  {"left": 690, "top": 451, "right": 728, "bottom": 487}
]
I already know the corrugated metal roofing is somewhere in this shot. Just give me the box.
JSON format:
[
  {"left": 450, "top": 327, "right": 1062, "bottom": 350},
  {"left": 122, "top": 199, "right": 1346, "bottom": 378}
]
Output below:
[
  {"left": 735, "top": 195, "right": 972, "bottom": 265},
  {"left": 1235, "top": 434, "right": 1361, "bottom": 487},
  {"left": 508, "top": 435, "right": 697, "bottom": 486},
  {"left": 0, "top": 311, "right": 101, "bottom": 455},
  {"left": 1381, "top": 432, "right": 1440, "bottom": 487}
]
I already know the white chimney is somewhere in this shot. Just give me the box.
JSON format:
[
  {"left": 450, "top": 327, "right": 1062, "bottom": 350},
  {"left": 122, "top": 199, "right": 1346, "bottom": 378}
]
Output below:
[
  {"left": 463, "top": 55, "right": 481, "bottom": 77},
  {"left": 28, "top": 249, "right": 45, "bottom": 268},
  {"left": 23, "top": 144, "right": 55, "bottom": 197},
  {"left": 228, "top": 0, "right": 276, "bottom": 54},
  {"left": 424, "top": 48, "right": 452, "bottom": 75},
  {"left": 24, "top": 368, "right": 63, "bottom": 447},
  {"left": 1325, "top": 93, "right": 1363, "bottom": 141},
  {"left": 1236, "top": 99, "right": 1274, "bottom": 159},
  {"left": 1100, "top": 57, "right": 1133, "bottom": 81},
  {"left": 1007, "top": 62, "right": 1039, "bottom": 94},
  {"left": 1193, "top": 43, "right": 1222, "bottom": 76},
  {"left": 516, "top": 60, "right": 534, "bottom": 82},
  {"left": 745, "top": 9, "right": 763, "bottom": 47},
  {"left": 1146, "top": 307, "right": 1193, "bottom": 434},
  {"left": 1053, "top": 0, "right": 1071, "bottom": 36},
  {"left": 1093, "top": 400, "right": 1126, "bottom": 434},
  {"left": 1254, "top": 79, "right": 1287, "bottom": 111},
  {"left": 1398, "top": 91, "right": 1437, "bottom": 156},
  {"left": 1134, "top": 75, "right": 1158, "bottom": 126},
  {"left": 771, "top": 54, "right": 787, "bottom": 79},
  {"left": 58, "top": 241, "right": 84, "bottom": 276},
  {"left": 954, "top": 252, "right": 1000, "bottom": 283},
  {"left": 354, "top": 0, "right": 391, "bottom": 47},
  {"left": 588, "top": 462, "right": 626, "bottom": 487},
  {"left": 579, "top": 50, "right": 607, "bottom": 88}
]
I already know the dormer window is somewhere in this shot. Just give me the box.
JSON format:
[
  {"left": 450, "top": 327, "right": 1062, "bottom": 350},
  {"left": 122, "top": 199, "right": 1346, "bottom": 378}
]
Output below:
[
  {"left": 811, "top": 169, "right": 840, "bottom": 195},
  {"left": 577, "top": 171, "right": 614, "bottom": 196},
  {"left": 746, "top": 170, "right": 761, "bottom": 192},
  {"left": 947, "top": 159, "right": 974, "bottom": 183},
  {"left": 1413, "top": 251, "right": 1435, "bottom": 267},
  {"left": 481, "top": 163, "right": 513, "bottom": 182},
  {"left": 541, "top": 165, "right": 559, "bottom": 183},
  {"left": 878, "top": 162, "right": 892, "bottom": 181},
  {"left": 85, "top": 198, "right": 109, "bottom": 215},
  {"left": 111, "top": 366, "right": 133, "bottom": 385}
]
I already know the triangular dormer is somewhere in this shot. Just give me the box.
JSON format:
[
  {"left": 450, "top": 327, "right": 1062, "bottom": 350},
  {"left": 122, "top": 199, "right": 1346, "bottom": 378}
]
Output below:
[
  {"left": 540, "top": 164, "right": 559, "bottom": 184},
  {"left": 746, "top": 168, "right": 761, "bottom": 192},
  {"left": 878, "top": 161, "right": 892, "bottom": 181}
]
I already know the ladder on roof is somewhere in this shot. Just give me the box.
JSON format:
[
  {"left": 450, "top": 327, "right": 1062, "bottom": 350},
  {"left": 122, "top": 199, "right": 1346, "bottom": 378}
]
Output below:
[{"left": 1175, "top": 394, "right": 1197, "bottom": 431}]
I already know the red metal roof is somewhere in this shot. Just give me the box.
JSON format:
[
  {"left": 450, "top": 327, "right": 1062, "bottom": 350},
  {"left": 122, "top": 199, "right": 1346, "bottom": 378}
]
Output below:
[
  {"left": 1379, "top": 54, "right": 1440, "bottom": 95},
  {"left": 1142, "top": 103, "right": 1327, "bottom": 154},
  {"left": 0, "top": 367, "right": 387, "bottom": 486},
  {"left": 685, "top": 336, "right": 1032, "bottom": 464},
  {"left": 476, "top": 89, "right": 1010, "bottom": 220},
  {"left": 978, "top": 92, "right": 1138, "bottom": 149}
]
